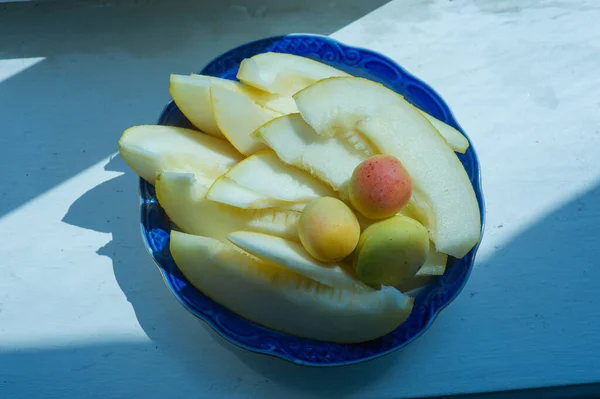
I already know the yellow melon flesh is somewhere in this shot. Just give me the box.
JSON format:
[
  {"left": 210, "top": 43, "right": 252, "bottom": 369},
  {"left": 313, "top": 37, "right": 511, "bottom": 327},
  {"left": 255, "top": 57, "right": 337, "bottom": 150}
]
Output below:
[
  {"left": 211, "top": 87, "right": 281, "bottom": 155},
  {"left": 170, "top": 74, "right": 298, "bottom": 139},
  {"left": 236, "top": 52, "right": 349, "bottom": 96},
  {"left": 118, "top": 125, "right": 242, "bottom": 185},
  {"left": 416, "top": 109, "right": 469, "bottom": 154},
  {"left": 227, "top": 231, "right": 362, "bottom": 290},
  {"left": 207, "top": 151, "right": 335, "bottom": 209},
  {"left": 170, "top": 231, "right": 413, "bottom": 343},
  {"left": 416, "top": 245, "right": 448, "bottom": 276},
  {"left": 155, "top": 172, "right": 300, "bottom": 241},
  {"left": 207, "top": 176, "right": 295, "bottom": 210},
  {"left": 256, "top": 114, "right": 372, "bottom": 198},
  {"left": 169, "top": 74, "right": 237, "bottom": 138}
]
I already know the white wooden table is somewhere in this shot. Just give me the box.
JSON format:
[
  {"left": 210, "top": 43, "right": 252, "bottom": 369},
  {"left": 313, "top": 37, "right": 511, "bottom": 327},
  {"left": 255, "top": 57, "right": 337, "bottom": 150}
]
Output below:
[{"left": 1, "top": 0, "right": 599, "bottom": 398}]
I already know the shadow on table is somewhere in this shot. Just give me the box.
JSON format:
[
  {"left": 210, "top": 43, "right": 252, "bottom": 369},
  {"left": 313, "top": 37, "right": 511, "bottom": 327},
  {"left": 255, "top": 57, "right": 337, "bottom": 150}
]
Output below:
[{"left": 0, "top": 0, "right": 390, "bottom": 219}]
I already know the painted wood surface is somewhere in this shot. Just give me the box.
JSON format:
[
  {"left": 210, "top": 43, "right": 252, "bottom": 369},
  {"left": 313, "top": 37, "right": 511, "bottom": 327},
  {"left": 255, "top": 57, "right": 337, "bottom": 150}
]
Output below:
[{"left": 1, "top": 0, "right": 599, "bottom": 398}]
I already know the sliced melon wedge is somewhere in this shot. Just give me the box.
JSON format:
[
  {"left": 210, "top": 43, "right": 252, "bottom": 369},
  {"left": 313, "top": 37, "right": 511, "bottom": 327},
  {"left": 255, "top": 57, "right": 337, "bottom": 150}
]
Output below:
[
  {"left": 170, "top": 74, "right": 297, "bottom": 139},
  {"left": 118, "top": 125, "right": 242, "bottom": 185},
  {"left": 416, "top": 245, "right": 448, "bottom": 276},
  {"left": 211, "top": 86, "right": 281, "bottom": 155},
  {"left": 227, "top": 231, "right": 362, "bottom": 290},
  {"left": 170, "top": 231, "right": 413, "bottom": 343},
  {"left": 170, "top": 74, "right": 237, "bottom": 138},
  {"left": 188, "top": 73, "right": 298, "bottom": 114},
  {"left": 416, "top": 109, "right": 469, "bottom": 154},
  {"left": 207, "top": 176, "right": 293, "bottom": 210},
  {"left": 294, "top": 77, "right": 481, "bottom": 258},
  {"left": 256, "top": 114, "right": 372, "bottom": 198},
  {"left": 155, "top": 172, "right": 300, "bottom": 241},
  {"left": 207, "top": 151, "right": 335, "bottom": 209},
  {"left": 237, "top": 52, "right": 350, "bottom": 96}
]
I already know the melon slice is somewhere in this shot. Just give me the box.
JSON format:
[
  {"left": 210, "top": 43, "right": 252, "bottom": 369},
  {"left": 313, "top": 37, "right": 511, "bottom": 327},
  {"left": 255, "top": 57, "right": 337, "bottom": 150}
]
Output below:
[
  {"left": 416, "top": 244, "right": 448, "bottom": 276},
  {"left": 256, "top": 113, "right": 372, "bottom": 198},
  {"left": 170, "top": 231, "right": 413, "bottom": 343},
  {"left": 170, "top": 74, "right": 237, "bottom": 138},
  {"left": 227, "top": 231, "right": 362, "bottom": 290},
  {"left": 416, "top": 109, "right": 469, "bottom": 154},
  {"left": 118, "top": 125, "right": 242, "bottom": 185},
  {"left": 170, "top": 74, "right": 297, "bottom": 139},
  {"left": 207, "top": 176, "right": 296, "bottom": 210},
  {"left": 211, "top": 86, "right": 281, "bottom": 155},
  {"left": 188, "top": 73, "right": 298, "bottom": 114},
  {"left": 237, "top": 52, "right": 349, "bottom": 96},
  {"left": 207, "top": 151, "right": 335, "bottom": 209},
  {"left": 155, "top": 172, "right": 300, "bottom": 241}
]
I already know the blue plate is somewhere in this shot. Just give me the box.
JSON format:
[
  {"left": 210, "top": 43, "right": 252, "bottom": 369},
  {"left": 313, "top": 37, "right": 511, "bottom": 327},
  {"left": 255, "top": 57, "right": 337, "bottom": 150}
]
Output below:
[{"left": 139, "top": 34, "right": 485, "bottom": 366}]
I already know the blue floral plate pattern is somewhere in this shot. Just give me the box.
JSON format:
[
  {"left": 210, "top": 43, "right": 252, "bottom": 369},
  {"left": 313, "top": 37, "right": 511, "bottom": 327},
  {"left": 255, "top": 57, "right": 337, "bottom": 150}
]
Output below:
[{"left": 139, "top": 34, "right": 485, "bottom": 366}]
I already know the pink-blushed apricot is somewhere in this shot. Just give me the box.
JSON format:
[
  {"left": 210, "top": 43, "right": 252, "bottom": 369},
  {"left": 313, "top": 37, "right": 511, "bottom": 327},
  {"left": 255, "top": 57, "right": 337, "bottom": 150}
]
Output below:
[
  {"left": 349, "top": 155, "right": 412, "bottom": 219},
  {"left": 298, "top": 197, "right": 360, "bottom": 262}
]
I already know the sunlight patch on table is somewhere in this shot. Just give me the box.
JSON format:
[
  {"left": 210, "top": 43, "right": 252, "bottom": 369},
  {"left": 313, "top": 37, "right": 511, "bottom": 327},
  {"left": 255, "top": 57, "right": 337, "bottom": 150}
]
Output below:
[{"left": 0, "top": 57, "right": 45, "bottom": 85}]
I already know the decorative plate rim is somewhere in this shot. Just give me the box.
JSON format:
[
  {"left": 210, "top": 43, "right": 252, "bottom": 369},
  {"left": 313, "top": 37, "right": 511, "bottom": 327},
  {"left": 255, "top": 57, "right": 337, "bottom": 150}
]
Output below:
[{"left": 138, "top": 33, "right": 486, "bottom": 367}]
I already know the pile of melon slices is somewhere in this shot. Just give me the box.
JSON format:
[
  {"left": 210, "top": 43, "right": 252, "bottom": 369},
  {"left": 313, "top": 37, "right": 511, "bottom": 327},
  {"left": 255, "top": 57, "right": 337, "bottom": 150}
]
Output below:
[{"left": 119, "top": 52, "right": 481, "bottom": 343}]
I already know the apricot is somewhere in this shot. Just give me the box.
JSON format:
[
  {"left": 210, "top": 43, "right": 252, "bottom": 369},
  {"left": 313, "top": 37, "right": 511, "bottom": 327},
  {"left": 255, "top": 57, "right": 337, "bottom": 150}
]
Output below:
[
  {"left": 298, "top": 197, "right": 360, "bottom": 262},
  {"left": 349, "top": 155, "right": 412, "bottom": 219},
  {"left": 354, "top": 216, "right": 429, "bottom": 287}
]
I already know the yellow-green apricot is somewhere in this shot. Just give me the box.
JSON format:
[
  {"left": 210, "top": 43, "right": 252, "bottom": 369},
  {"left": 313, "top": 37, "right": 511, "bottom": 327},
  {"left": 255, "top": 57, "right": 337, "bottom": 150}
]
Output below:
[
  {"left": 354, "top": 216, "right": 429, "bottom": 287},
  {"left": 298, "top": 197, "right": 360, "bottom": 262}
]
